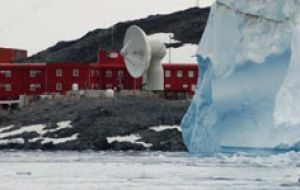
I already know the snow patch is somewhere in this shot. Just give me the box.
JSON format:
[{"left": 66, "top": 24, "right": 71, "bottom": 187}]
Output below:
[
  {"left": 48, "top": 121, "right": 72, "bottom": 133},
  {"left": 0, "top": 125, "right": 14, "bottom": 133},
  {"left": 31, "top": 133, "right": 79, "bottom": 145},
  {"left": 0, "top": 124, "right": 47, "bottom": 139},
  {"left": 0, "top": 138, "right": 25, "bottom": 145},
  {"left": 0, "top": 121, "right": 78, "bottom": 145},
  {"left": 107, "top": 134, "right": 152, "bottom": 148},
  {"left": 150, "top": 125, "right": 182, "bottom": 132}
]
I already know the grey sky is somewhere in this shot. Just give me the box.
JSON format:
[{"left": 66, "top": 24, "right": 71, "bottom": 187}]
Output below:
[{"left": 0, "top": 0, "right": 214, "bottom": 55}]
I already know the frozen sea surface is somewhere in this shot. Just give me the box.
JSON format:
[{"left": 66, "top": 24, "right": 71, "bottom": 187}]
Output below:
[{"left": 0, "top": 151, "right": 299, "bottom": 190}]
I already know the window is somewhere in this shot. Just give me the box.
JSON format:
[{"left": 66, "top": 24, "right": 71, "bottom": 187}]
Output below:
[
  {"left": 56, "top": 69, "right": 62, "bottom": 77},
  {"left": 30, "top": 70, "right": 41, "bottom": 78},
  {"left": 73, "top": 69, "right": 80, "bottom": 77},
  {"left": 117, "top": 70, "right": 124, "bottom": 80},
  {"left": 188, "top": 70, "right": 194, "bottom": 78},
  {"left": 91, "top": 70, "right": 95, "bottom": 77},
  {"left": 165, "top": 84, "right": 171, "bottom": 88},
  {"left": 106, "top": 70, "right": 112, "bottom": 78},
  {"left": 108, "top": 52, "right": 119, "bottom": 58},
  {"left": 4, "top": 84, "right": 11, "bottom": 92},
  {"left": 30, "top": 84, "right": 41, "bottom": 92},
  {"left": 30, "top": 70, "right": 36, "bottom": 78},
  {"left": 183, "top": 84, "right": 188, "bottom": 89},
  {"left": 177, "top": 70, "right": 183, "bottom": 78},
  {"left": 2, "top": 70, "right": 11, "bottom": 78},
  {"left": 56, "top": 83, "right": 62, "bottom": 91},
  {"left": 165, "top": 70, "right": 171, "bottom": 78},
  {"left": 192, "top": 84, "right": 197, "bottom": 92}
]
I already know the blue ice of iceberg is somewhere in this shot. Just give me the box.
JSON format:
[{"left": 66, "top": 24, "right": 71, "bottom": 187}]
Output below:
[
  {"left": 181, "top": 56, "right": 220, "bottom": 154},
  {"left": 181, "top": 0, "right": 300, "bottom": 153}
]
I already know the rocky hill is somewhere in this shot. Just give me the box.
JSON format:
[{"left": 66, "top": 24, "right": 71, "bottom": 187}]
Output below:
[
  {"left": 0, "top": 96, "right": 189, "bottom": 151},
  {"left": 22, "top": 7, "right": 209, "bottom": 63}
]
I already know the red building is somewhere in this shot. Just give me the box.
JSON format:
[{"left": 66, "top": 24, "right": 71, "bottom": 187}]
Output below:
[{"left": 0, "top": 49, "right": 198, "bottom": 101}]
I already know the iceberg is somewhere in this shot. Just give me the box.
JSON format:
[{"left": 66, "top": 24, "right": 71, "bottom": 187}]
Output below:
[{"left": 181, "top": 0, "right": 300, "bottom": 153}]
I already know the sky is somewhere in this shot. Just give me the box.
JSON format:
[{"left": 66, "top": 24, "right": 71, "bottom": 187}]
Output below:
[{"left": 0, "top": 0, "right": 214, "bottom": 55}]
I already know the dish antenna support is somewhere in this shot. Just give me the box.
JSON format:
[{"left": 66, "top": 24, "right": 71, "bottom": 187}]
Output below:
[{"left": 121, "top": 25, "right": 166, "bottom": 91}]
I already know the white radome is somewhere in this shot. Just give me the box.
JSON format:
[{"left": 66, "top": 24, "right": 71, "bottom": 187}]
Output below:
[{"left": 105, "top": 89, "right": 115, "bottom": 99}]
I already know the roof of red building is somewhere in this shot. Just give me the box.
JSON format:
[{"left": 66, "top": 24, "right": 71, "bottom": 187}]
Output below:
[
  {"left": 0, "top": 63, "right": 46, "bottom": 67},
  {"left": 163, "top": 63, "right": 198, "bottom": 68}
]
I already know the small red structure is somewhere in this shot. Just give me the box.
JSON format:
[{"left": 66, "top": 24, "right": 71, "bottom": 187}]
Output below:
[
  {"left": 0, "top": 47, "right": 27, "bottom": 63},
  {"left": 163, "top": 64, "right": 198, "bottom": 95},
  {"left": 0, "top": 49, "right": 198, "bottom": 101}
]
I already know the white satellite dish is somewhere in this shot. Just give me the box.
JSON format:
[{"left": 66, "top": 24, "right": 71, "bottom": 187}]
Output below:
[{"left": 121, "top": 25, "right": 167, "bottom": 91}]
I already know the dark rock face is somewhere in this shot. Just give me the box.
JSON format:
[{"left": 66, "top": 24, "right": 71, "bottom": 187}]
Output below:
[
  {"left": 0, "top": 96, "right": 189, "bottom": 151},
  {"left": 21, "top": 7, "right": 209, "bottom": 63}
]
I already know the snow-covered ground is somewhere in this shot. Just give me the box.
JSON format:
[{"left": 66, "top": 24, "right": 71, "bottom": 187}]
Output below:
[{"left": 0, "top": 151, "right": 299, "bottom": 190}]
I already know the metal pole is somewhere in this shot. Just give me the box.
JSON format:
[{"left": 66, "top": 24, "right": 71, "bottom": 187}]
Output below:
[
  {"left": 196, "top": 0, "right": 200, "bottom": 7},
  {"left": 111, "top": 26, "right": 114, "bottom": 50},
  {"left": 169, "top": 34, "right": 173, "bottom": 64}
]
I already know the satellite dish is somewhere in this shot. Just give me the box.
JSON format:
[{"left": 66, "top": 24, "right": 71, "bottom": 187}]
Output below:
[{"left": 121, "top": 25, "right": 167, "bottom": 91}]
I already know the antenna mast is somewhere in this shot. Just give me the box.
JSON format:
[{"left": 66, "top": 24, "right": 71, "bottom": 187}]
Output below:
[
  {"left": 196, "top": 0, "right": 200, "bottom": 7},
  {"left": 111, "top": 26, "right": 114, "bottom": 50}
]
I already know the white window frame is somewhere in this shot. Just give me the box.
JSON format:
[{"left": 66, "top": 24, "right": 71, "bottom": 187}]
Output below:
[
  {"left": 2, "top": 70, "right": 11, "bottom": 78},
  {"left": 177, "top": 70, "right": 183, "bottom": 78},
  {"left": 188, "top": 70, "right": 194, "bottom": 78},
  {"left": 91, "top": 70, "right": 95, "bottom": 77},
  {"left": 117, "top": 70, "right": 124, "bottom": 79},
  {"left": 56, "top": 69, "right": 63, "bottom": 77},
  {"left": 165, "top": 70, "right": 171, "bottom": 78},
  {"left": 30, "top": 70, "right": 41, "bottom": 78},
  {"left": 30, "top": 70, "right": 36, "bottom": 78},
  {"left": 56, "top": 83, "right": 62, "bottom": 91},
  {"left": 4, "top": 84, "right": 11, "bottom": 92},
  {"left": 106, "top": 70, "right": 112, "bottom": 78},
  {"left": 30, "top": 84, "right": 41, "bottom": 92},
  {"left": 73, "top": 69, "right": 80, "bottom": 77}
]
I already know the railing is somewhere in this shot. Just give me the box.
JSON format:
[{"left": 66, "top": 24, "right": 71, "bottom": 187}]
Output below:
[{"left": 0, "top": 100, "right": 20, "bottom": 105}]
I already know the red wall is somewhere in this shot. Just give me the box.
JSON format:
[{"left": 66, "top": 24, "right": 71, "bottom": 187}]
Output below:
[
  {"left": 0, "top": 64, "right": 46, "bottom": 100},
  {"left": 163, "top": 64, "right": 198, "bottom": 94},
  {"left": 46, "top": 63, "right": 91, "bottom": 94}
]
